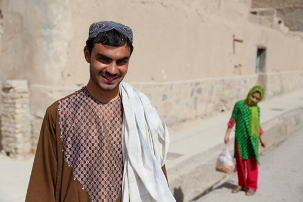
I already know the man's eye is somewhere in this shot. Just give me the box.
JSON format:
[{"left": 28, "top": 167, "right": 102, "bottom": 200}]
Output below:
[
  {"left": 99, "top": 58, "right": 110, "bottom": 63},
  {"left": 117, "top": 60, "right": 128, "bottom": 65}
]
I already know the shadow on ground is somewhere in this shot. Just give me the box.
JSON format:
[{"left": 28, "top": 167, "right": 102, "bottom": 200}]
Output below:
[
  {"left": 173, "top": 186, "right": 184, "bottom": 202},
  {"left": 192, "top": 179, "right": 239, "bottom": 201},
  {"left": 213, "top": 181, "right": 236, "bottom": 191}
]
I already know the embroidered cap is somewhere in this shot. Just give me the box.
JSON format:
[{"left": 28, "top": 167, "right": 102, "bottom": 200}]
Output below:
[{"left": 88, "top": 21, "right": 133, "bottom": 44}]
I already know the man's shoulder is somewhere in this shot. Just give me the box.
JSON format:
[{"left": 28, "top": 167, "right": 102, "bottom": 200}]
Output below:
[
  {"left": 58, "top": 88, "right": 84, "bottom": 102},
  {"left": 46, "top": 88, "right": 84, "bottom": 112}
]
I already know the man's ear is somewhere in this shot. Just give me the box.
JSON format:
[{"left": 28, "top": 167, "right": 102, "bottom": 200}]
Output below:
[{"left": 84, "top": 46, "right": 90, "bottom": 63}]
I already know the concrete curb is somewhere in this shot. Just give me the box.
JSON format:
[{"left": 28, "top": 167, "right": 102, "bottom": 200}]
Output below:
[{"left": 168, "top": 104, "right": 303, "bottom": 202}]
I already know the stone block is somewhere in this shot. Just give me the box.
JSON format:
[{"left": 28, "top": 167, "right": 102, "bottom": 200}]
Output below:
[
  {"left": 1, "top": 79, "right": 31, "bottom": 159},
  {"left": 2, "top": 80, "right": 29, "bottom": 93}
]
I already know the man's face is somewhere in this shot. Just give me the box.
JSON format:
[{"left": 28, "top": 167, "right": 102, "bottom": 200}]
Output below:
[{"left": 84, "top": 43, "right": 131, "bottom": 92}]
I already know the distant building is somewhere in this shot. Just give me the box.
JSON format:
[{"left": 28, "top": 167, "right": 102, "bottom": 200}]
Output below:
[{"left": 0, "top": 0, "right": 303, "bottom": 158}]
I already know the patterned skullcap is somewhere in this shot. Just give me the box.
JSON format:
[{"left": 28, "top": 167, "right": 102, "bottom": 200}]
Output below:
[{"left": 88, "top": 21, "right": 133, "bottom": 44}]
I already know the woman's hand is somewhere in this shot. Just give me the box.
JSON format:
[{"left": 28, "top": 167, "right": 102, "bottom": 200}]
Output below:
[
  {"left": 224, "top": 127, "right": 232, "bottom": 144},
  {"left": 224, "top": 135, "right": 229, "bottom": 144},
  {"left": 260, "top": 140, "right": 266, "bottom": 148},
  {"left": 259, "top": 136, "right": 266, "bottom": 148}
]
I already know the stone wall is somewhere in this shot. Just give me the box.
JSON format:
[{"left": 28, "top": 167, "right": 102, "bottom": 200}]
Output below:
[
  {"left": 277, "top": 8, "right": 303, "bottom": 32},
  {"left": 252, "top": 0, "right": 303, "bottom": 9},
  {"left": 133, "top": 70, "right": 303, "bottom": 125},
  {"left": 252, "top": 0, "right": 303, "bottom": 31},
  {"left": 133, "top": 75, "right": 258, "bottom": 125},
  {"left": 264, "top": 70, "right": 303, "bottom": 98},
  {"left": 1, "top": 80, "right": 31, "bottom": 159}
]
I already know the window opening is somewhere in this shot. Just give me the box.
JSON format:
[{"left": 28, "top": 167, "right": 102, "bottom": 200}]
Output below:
[{"left": 256, "top": 47, "right": 266, "bottom": 73}]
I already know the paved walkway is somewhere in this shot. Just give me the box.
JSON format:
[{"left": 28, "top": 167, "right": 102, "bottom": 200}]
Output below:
[
  {"left": 194, "top": 125, "right": 303, "bottom": 202},
  {"left": 0, "top": 90, "right": 303, "bottom": 202},
  {"left": 0, "top": 155, "right": 33, "bottom": 202}
]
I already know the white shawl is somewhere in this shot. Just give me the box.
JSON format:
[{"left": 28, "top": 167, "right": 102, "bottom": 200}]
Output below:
[{"left": 120, "top": 82, "right": 176, "bottom": 202}]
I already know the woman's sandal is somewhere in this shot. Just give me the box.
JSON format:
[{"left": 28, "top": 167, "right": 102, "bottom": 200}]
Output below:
[
  {"left": 231, "top": 186, "right": 244, "bottom": 193},
  {"left": 245, "top": 189, "right": 256, "bottom": 196}
]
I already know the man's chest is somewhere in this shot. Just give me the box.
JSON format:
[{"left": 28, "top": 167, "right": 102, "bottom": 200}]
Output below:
[{"left": 58, "top": 90, "right": 124, "bottom": 201}]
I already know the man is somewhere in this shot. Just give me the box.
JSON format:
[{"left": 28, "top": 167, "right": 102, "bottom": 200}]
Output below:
[{"left": 26, "top": 21, "right": 176, "bottom": 202}]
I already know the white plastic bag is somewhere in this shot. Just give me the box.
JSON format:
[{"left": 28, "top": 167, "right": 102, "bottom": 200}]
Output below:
[{"left": 215, "top": 148, "right": 236, "bottom": 174}]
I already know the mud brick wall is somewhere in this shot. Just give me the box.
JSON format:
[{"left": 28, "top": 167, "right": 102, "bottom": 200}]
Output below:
[{"left": 1, "top": 80, "right": 31, "bottom": 159}]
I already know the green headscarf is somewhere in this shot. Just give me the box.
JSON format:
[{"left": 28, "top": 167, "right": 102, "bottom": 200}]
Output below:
[{"left": 244, "top": 85, "right": 265, "bottom": 139}]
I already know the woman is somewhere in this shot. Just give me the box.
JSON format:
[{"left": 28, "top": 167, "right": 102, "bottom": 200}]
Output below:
[{"left": 224, "top": 85, "right": 266, "bottom": 196}]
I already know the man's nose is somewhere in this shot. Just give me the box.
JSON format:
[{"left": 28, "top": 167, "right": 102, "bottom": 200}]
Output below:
[{"left": 106, "top": 62, "right": 118, "bottom": 75}]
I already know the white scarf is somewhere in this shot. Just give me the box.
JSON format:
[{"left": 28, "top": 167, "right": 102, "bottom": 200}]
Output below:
[{"left": 120, "top": 82, "right": 176, "bottom": 202}]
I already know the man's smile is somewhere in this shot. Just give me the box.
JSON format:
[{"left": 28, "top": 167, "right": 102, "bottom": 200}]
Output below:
[{"left": 101, "top": 73, "right": 120, "bottom": 82}]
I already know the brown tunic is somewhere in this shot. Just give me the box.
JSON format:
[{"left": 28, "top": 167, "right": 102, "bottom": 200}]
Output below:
[{"left": 26, "top": 88, "right": 123, "bottom": 202}]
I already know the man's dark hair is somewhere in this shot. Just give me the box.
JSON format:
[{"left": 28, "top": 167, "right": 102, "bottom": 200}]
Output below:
[{"left": 86, "top": 29, "right": 133, "bottom": 55}]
